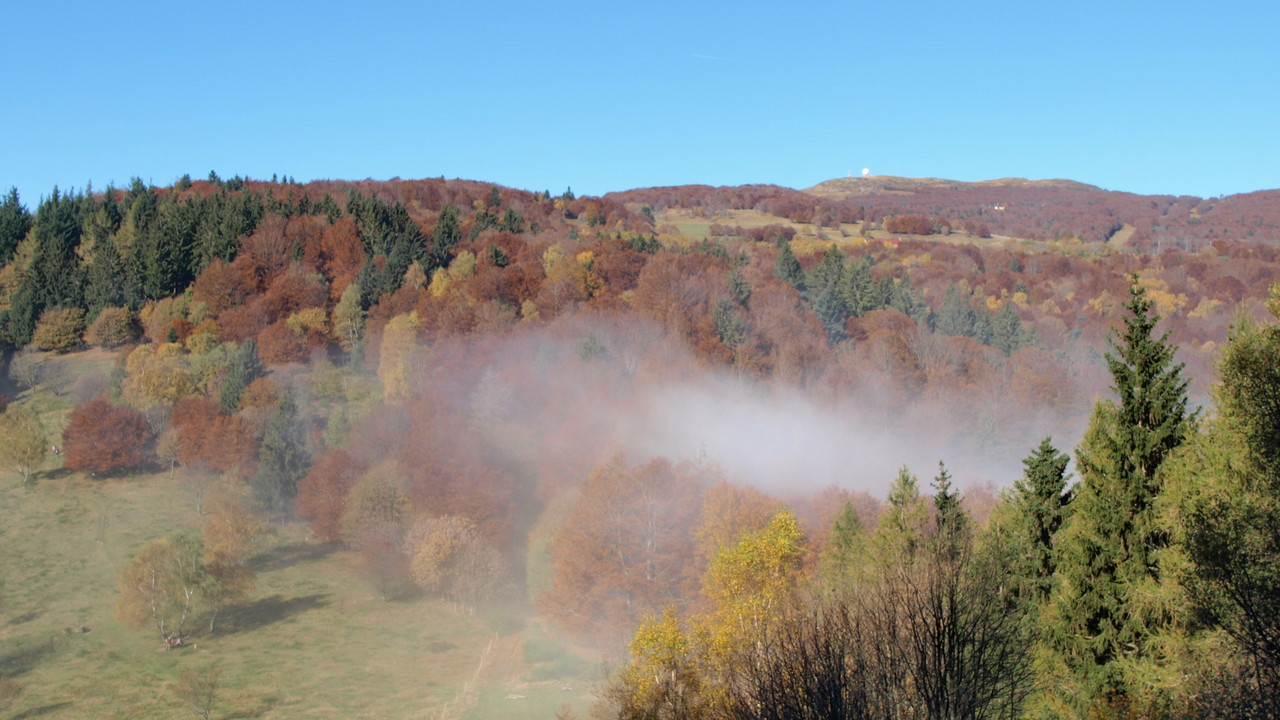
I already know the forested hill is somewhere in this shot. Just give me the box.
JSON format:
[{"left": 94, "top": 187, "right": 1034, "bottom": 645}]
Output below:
[
  {"left": 2, "top": 171, "right": 1279, "bottom": 478},
  {"left": 609, "top": 176, "right": 1280, "bottom": 250},
  {"left": 5, "top": 173, "right": 1280, "bottom": 716}
]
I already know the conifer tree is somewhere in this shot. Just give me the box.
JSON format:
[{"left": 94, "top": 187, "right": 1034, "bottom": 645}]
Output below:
[
  {"left": 1009, "top": 438, "right": 1073, "bottom": 603},
  {"left": 890, "top": 273, "right": 930, "bottom": 326},
  {"left": 0, "top": 187, "right": 32, "bottom": 266},
  {"left": 935, "top": 284, "right": 976, "bottom": 338},
  {"left": 842, "top": 254, "right": 879, "bottom": 317},
  {"left": 726, "top": 266, "right": 751, "bottom": 306},
  {"left": 877, "top": 465, "right": 929, "bottom": 561},
  {"left": 931, "top": 461, "right": 969, "bottom": 558},
  {"left": 773, "top": 240, "right": 804, "bottom": 291},
  {"left": 219, "top": 340, "right": 266, "bottom": 414},
  {"left": 85, "top": 234, "right": 126, "bottom": 316},
  {"left": 252, "top": 393, "right": 309, "bottom": 519},
  {"left": 1047, "top": 277, "right": 1191, "bottom": 711},
  {"left": 808, "top": 245, "right": 849, "bottom": 343},
  {"left": 29, "top": 187, "right": 87, "bottom": 311},
  {"left": 429, "top": 204, "right": 462, "bottom": 266},
  {"left": 820, "top": 500, "right": 864, "bottom": 579},
  {"left": 991, "top": 301, "right": 1035, "bottom": 355}
]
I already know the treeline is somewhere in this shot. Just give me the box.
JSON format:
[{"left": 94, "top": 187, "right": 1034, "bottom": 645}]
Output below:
[{"left": 599, "top": 283, "right": 1280, "bottom": 719}]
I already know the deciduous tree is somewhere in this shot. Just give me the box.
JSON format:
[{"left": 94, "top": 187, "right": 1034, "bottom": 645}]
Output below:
[
  {"left": 377, "top": 311, "right": 424, "bottom": 401},
  {"left": 0, "top": 403, "right": 47, "bottom": 484},
  {"left": 540, "top": 457, "right": 704, "bottom": 642},
  {"left": 201, "top": 495, "right": 260, "bottom": 632},
  {"left": 31, "top": 306, "right": 85, "bottom": 353},
  {"left": 405, "top": 515, "right": 509, "bottom": 611},
  {"left": 61, "top": 396, "right": 151, "bottom": 475},
  {"left": 116, "top": 532, "right": 211, "bottom": 642}
]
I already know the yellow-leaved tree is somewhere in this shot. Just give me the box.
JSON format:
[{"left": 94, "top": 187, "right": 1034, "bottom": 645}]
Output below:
[
  {"left": 606, "top": 509, "right": 805, "bottom": 719},
  {"left": 122, "top": 342, "right": 195, "bottom": 407},
  {"left": 377, "top": 311, "right": 424, "bottom": 402},
  {"left": 698, "top": 509, "right": 805, "bottom": 664},
  {"left": 0, "top": 403, "right": 48, "bottom": 484},
  {"left": 609, "top": 608, "right": 708, "bottom": 720}
]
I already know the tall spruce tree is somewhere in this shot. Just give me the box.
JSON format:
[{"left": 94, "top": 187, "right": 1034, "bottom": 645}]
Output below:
[
  {"left": 252, "top": 393, "right": 309, "bottom": 519},
  {"left": 1009, "top": 438, "right": 1073, "bottom": 603},
  {"left": 85, "top": 234, "right": 127, "bottom": 316},
  {"left": 773, "top": 239, "right": 804, "bottom": 291},
  {"left": 219, "top": 340, "right": 266, "bottom": 414},
  {"left": 931, "top": 461, "right": 969, "bottom": 560},
  {"left": 0, "top": 187, "right": 32, "bottom": 266},
  {"left": 842, "top": 254, "right": 879, "bottom": 317},
  {"left": 935, "top": 284, "right": 976, "bottom": 338},
  {"left": 808, "top": 246, "right": 849, "bottom": 343},
  {"left": 29, "top": 187, "right": 87, "bottom": 310},
  {"left": 1047, "top": 277, "right": 1192, "bottom": 711},
  {"left": 890, "top": 273, "right": 930, "bottom": 326},
  {"left": 820, "top": 500, "right": 864, "bottom": 578}
]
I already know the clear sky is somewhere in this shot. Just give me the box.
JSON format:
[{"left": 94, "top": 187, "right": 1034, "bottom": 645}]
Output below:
[{"left": 4, "top": 0, "right": 1277, "bottom": 206}]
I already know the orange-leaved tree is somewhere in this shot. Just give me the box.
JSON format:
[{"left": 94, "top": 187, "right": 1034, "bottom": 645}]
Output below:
[
  {"left": 539, "top": 457, "right": 704, "bottom": 643},
  {"left": 62, "top": 396, "right": 152, "bottom": 475}
]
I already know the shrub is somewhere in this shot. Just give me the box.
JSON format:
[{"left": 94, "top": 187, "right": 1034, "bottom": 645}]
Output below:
[
  {"left": 32, "top": 307, "right": 86, "bottom": 353},
  {"left": 85, "top": 307, "right": 139, "bottom": 347}
]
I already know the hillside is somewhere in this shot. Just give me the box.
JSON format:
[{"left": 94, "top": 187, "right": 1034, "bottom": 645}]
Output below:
[
  {"left": 2, "top": 173, "right": 1280, "bottom": 717},
  {"left": 610, "top": 175, "right": 1280, "bottom": 250},
  {"left": 804, "top": 175, "right": 1101, "bottom": 197}
]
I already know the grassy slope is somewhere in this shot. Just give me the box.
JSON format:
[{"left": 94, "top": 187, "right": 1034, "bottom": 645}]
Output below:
[
  {"left": 0, "top": 352, "right": 594, "bottom": 720},
  {"left": 655, "top": 207, "right": 1035, "bottom": 251}
]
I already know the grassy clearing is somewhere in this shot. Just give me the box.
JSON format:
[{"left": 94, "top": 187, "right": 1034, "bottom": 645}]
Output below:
[
  {"left": 0, "top": 426, "right": 595, "bottom": 719},
  {"left": 654, "top": 207, "right": 1039, "bottom": 252}
]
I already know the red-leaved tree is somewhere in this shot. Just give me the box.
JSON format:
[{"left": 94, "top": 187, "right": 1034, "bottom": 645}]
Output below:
[{"left": 62, "top": 397, "right": 152, "bottom": 475}]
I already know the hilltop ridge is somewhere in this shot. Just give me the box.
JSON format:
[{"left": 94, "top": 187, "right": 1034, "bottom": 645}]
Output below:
[{"left": 805, "top": 176, "right": 1101, "bottom": 198}]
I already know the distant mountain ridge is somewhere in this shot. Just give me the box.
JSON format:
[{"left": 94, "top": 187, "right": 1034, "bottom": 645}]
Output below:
[
  {"left": 610, "top": 176, "right": 1280, "bottom": 250},
  {"left": 805, "top": 176, "right": 1101, "bottom": 198}
]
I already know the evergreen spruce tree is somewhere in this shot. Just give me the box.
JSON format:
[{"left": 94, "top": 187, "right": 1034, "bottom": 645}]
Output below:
[
  {"left": 935, "top": 284, "right": 976, "bottom": 338},
  {"left": 807, "top": 245, "right": 849, "bottom": 343},
  {"left": 773, "top": 240, "right": 804, "bottom": 291},
  {"left": 1009, "top": 438, "right": 1073, "bottom": 603},
  {"left": 991, "top": 301, "right": 1032, "bottom": 355},
  {"left": 85, "top": 235, "right": 127, "bottom": 316},
  {"left": 727, "top": 266, "right": 751, "bottom": 306},
  {"left": 713, "top": 299, "right": 747, "bottom": 351},
  {"left": 841, "top": 255, "right": 878, "bottom": 318},
  {"left": 1047, "top": 277, "right": 1191, "bottom": 711},
  {"left": 931, "top": 461, "right": 969, "bottom": 558},
  {"left": 0, "top": 187, "right": 32, "bottom": 266},
  {"left": 29, "top": 187, "right": 87, "bottom": 310},
  {"left": 219, "top": 340, "right": 266, "bottom": 414},
  {"left": 890, "top": 274, "right": 930, "bottom": 326},
  {"left": 876, "top": 465, "right": 929, "bottom": 560},
  {"left": 252, "top": 393, "right": 309, "bottom": 519},
  {"left": 826, "top": 501, "right": 863, "bottom": 563},
  {"left": 429, "top": 204, "right": 462, "bottom": 267}
]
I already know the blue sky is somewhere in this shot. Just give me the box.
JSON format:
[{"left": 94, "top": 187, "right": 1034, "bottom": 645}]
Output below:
[{"left": 4, "top": 0, "right": 1277, "bottom": 205}]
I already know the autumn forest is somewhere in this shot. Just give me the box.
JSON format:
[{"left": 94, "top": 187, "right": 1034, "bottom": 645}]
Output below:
[{"left": 2, "top": 173, "right": 1280, "bottom": 719}]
